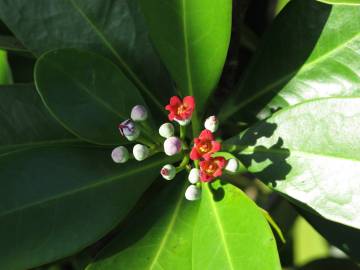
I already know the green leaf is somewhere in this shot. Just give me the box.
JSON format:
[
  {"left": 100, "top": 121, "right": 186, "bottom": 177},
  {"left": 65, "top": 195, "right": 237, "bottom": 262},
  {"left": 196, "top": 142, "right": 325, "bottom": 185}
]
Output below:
[
  {"left": 193, "top": 181, "right": 281, "bottom": 270},
  {"left": 318, "top": 0, "right": 360, "bottom": 5},
  {"left": 298, "top": 206, "right": 360, "bottom": 261},
  {"left": 0, "top": 50, "right": 12, "bottom": 84},
  {"left": 35, "top": 49, "right": 155, "bottom": 145},
  {"left": 226, "top": 97, "right": 360, "bottom": 229},
  {"left": 139, "top": 0, "right": 232, "bottom": 131},
  {"left": 88, "top": 177, "right": 199, "bottom": 270},
  {"left": 0, "top": 84, "right": 75, "bottom": 154},
  {"left": 0, "top": 35, "right": 27, "bottom": 52},
  {"left": 219, "top": 0, "right": 360, "bottom": 122},
  {"left": 0, "top": 0, "right": 174, "bottom": 113},
  {"left": 89, "top": 180, "right": 281, "bottom": 270},
  {"left": 0, "top": 145, "right": 180, "bottom": 270}
]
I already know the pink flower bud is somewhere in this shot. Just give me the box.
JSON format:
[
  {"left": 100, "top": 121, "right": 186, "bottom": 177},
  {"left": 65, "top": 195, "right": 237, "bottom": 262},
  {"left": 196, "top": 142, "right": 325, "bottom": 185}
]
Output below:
[
  {"left": 163, "top": 136, "right": 182, "bottom": 156},
  {"left": 111, "top": 146, "right": 129, "bottom": 163},
  {"left": 118, "top": 119, "right": 140, "bottom": 141},
  {"left": 131, "top": 105, "right": 148, "bottom": 121}
]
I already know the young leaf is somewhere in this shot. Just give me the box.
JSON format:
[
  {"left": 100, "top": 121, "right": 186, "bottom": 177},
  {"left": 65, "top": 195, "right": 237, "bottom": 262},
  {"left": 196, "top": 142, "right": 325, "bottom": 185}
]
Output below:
[
  {"left": 0, "top": 0, "right": 174, "bottom": 113},
  {"left": 88, "top": 178, "right": 199, "bottom": 270},
  {"left": 193, "top": 181, "right": 281, "bottom": 270},
  {"left": 219, "top": 0, "right": 360, "bottom": 122},
  {"left": 89, "top": 180, "right": 281, "bottom": 270},
  {"left": 35, "top": 49, "right": 154, "bottom": 145},
  {"left": 0, "top": 146, "right": 180, "bottom": 270},
  {"left": 139, "top": 0, "right": 232, "bottom": 132},
  {"left": 318, "top": 0, "right": 360, "bottom": 4},
  {"left": 0, "top": 50, "right": 12, "bottom": 84},
  {"left": 225, "top": 97, "right": 360, "bottom": 230}
]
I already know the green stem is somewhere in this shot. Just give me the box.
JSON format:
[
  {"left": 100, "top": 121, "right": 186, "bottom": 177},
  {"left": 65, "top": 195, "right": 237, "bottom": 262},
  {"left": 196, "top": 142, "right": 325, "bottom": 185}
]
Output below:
[
  {"left": 176, "top": 155, "right": 190, "bottom": 173},
  {"left": 180, "top": 125, "right": 186, "bottom": 140},
  {"left": 260, "top": 208, "right": 286, "bottom": 244}
]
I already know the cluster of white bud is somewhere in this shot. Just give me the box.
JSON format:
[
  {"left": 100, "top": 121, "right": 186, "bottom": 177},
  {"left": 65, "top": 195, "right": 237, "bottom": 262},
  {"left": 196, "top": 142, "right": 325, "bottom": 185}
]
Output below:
[
  {"left": 111, "top": 105, "right": 151, "bottom": 164},
  {"left": 159, "top": 123, "right": 174, "bottom": 138}
]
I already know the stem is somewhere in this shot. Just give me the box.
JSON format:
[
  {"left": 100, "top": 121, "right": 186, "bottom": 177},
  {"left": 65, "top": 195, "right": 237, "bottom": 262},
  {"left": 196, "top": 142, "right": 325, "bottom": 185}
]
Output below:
[
  {"left": 176, "top": 155, "right": 190, "bottom": 173},
  {"left": 180, "top": 125, "right": 186, "bottom": 140}
]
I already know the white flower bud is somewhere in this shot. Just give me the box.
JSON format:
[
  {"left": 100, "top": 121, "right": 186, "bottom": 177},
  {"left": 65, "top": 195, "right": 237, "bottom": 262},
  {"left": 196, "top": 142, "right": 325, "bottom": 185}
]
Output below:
[
  {"left": 131, "top": 105, "right": 148, "bottom": 121},
  {"left": 188, "top": 168, "right": 200, "bottom": 184},
  {"left": 185, "top": 185, "right": 201, "bottom": 201},
  {"left": 225, "top": 158, "right": 239, "bottom": 173},
  {"left": 111, "top": 146, "right": 129, "bottom": 163},
  {"left": 204, "top": 115, "right": 219, "bottom": 133},
  {"left": 175, "top": 118, "right": 191, "bottom": 126},
  {"left": 163, "top": 136, "right": 182, "bottom": 156},
  {"left": 133, "top": 144, "right": 149, "bottom": 161},
  {"left": 160, "top": 164, "right": 176, "bottom": 180},
  {"left": 119, "top": 119, "right": 140, "bottom": 141},
  {"left": 159, "top": 123, "right": 175, "bottom": 138}
]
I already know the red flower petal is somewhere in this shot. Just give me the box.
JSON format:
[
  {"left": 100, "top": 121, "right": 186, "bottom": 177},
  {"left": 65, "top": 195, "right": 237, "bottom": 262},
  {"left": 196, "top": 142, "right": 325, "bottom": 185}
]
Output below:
[{"left": 198, "top": 129, "right": 214, "bottom": 141}]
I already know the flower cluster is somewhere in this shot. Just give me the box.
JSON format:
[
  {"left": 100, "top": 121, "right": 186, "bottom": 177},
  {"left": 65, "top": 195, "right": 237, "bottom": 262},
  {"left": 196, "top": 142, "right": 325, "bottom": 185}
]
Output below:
[{"left": 111, "top": 96, "right": 240, "bottom": 202}]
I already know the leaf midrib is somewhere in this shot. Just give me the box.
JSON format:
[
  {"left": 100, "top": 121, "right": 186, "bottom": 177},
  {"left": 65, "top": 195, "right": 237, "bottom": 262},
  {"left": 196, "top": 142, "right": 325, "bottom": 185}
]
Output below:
[
  {"left": 206, "top": 186, "right": 234, "bottom": 270},
  {"left": 228, "top": 31, "right": 360, "bottom": 117},
  {"left": 148, "top": 185, "right": 186, "bottom": 270},
  {"left": 238, "top": 145, "right": 360, "bottom": 163},
  {"left": 0, "top": 155, "right": 177, "bottom": 218}
]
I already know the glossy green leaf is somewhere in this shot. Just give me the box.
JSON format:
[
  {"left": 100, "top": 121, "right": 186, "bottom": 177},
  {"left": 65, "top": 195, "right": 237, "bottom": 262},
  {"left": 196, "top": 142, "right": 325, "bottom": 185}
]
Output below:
[
  {"left": 0, "top": 145, "right": 180, "bottom": 270},
  {"left": 0, "top": 84, "right": 75, "bottom": 154},
  {"left": 139, "top": 0, "right": 232, "bottom": 130},
  {"left": 193, "top": 181, "right": 281, "bottom": 270},
  {"left": 226, "top": 97, "right": 360, "bottom": 229},
  {"left": 0, "top": 0, "right": 174, "bottom": 113},
  {"left": 88, "top": 178, "right": 199, "bottom": 270},
  {"left": 219, "top": 0, "right": 360, "bottom": 122},
  {"left": 35, "top": 49, "right": 155, "bottom": 145},
  {"left": 318, "top": 0, "right": 360, "bottom": 5},
  {"left": 89, "top": 180, "right": 281, "bottom": 270}
]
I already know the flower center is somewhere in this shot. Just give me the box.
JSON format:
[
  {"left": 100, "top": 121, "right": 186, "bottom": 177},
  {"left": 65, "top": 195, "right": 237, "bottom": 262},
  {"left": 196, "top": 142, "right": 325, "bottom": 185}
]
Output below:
[
  {"left": 177, "top": 104, "right": 188, "bottom": 115},
  {"left": 205, "top": 162, "right": 218, "bottom": 175},
  {"left": 198, "top": 141, "right": 211, "bottom": 153},
  {"left": 161, "top": 168, "right": 169, "bottom": 176}
]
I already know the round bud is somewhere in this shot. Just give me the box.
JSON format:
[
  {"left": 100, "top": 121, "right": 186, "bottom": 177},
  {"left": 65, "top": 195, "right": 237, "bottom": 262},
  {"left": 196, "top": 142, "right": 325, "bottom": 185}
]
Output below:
[
  {"left": 131, "top": 105, "right": 148, "bottom": 121},
  {"left": 204, "top": 115, "right": 219, "bottom": 133},
  {"left": 160, "top": 164, "right": 176, "bottom": 180},
  {"left": 225, "top": 158, "right": 239, "bottom": 173},
  {"left": 111, "top": 146, "right": 129, "bottom": 163},
  {"left": 188, "top": 168, "right": 200, "bottom": 184},
  {"left": 185, "top": 185, "right": 201, "bottom": 201},
  {"left": 159, "top": 123, "right": 175, "bottom": 138},
  {"left": 133, "top": 144, "right": 149, "bottom": 161},
  {"left": 163, "top": 136, "right": 182, "bottom": 156}
]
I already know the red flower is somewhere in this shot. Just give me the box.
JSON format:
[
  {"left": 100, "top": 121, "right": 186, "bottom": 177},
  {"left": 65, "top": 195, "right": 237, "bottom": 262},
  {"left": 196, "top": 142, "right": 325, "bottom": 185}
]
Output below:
[
  {"left": 165, "top": 96, "right": 195, "bottom": 123},
  {"left": 199, "top": 157, "right": 226, "bottom": 182},
  {"left": 190, "top": 130, "right": 221, "bottom": 160}
]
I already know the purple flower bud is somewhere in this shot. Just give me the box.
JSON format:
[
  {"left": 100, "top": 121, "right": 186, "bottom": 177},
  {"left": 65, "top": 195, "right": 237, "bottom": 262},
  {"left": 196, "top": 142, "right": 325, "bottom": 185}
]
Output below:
[
  {"left": 163, "top": 136, "right": 182, "bottom": 156},
  {"left": 118, "top": 119, "right": 140, "bottom": 141},
  {"left": 111, "top": 146, "right": 129, "bottom": 164},
  {"left": 131, "top": 105, "right": 148, "bottom": 121}
]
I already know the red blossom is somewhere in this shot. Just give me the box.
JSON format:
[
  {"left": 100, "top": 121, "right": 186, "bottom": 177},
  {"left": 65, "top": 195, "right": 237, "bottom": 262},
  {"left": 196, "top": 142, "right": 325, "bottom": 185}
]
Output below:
[
  {"left": 165, "top": 96, "right": 195, "bottom": 122},
  {"left": 190, "top": 130, "right": 221, "bottom": 160},
  {"left": 199, "top": 157, "right": 226, "bottom": 182}
]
